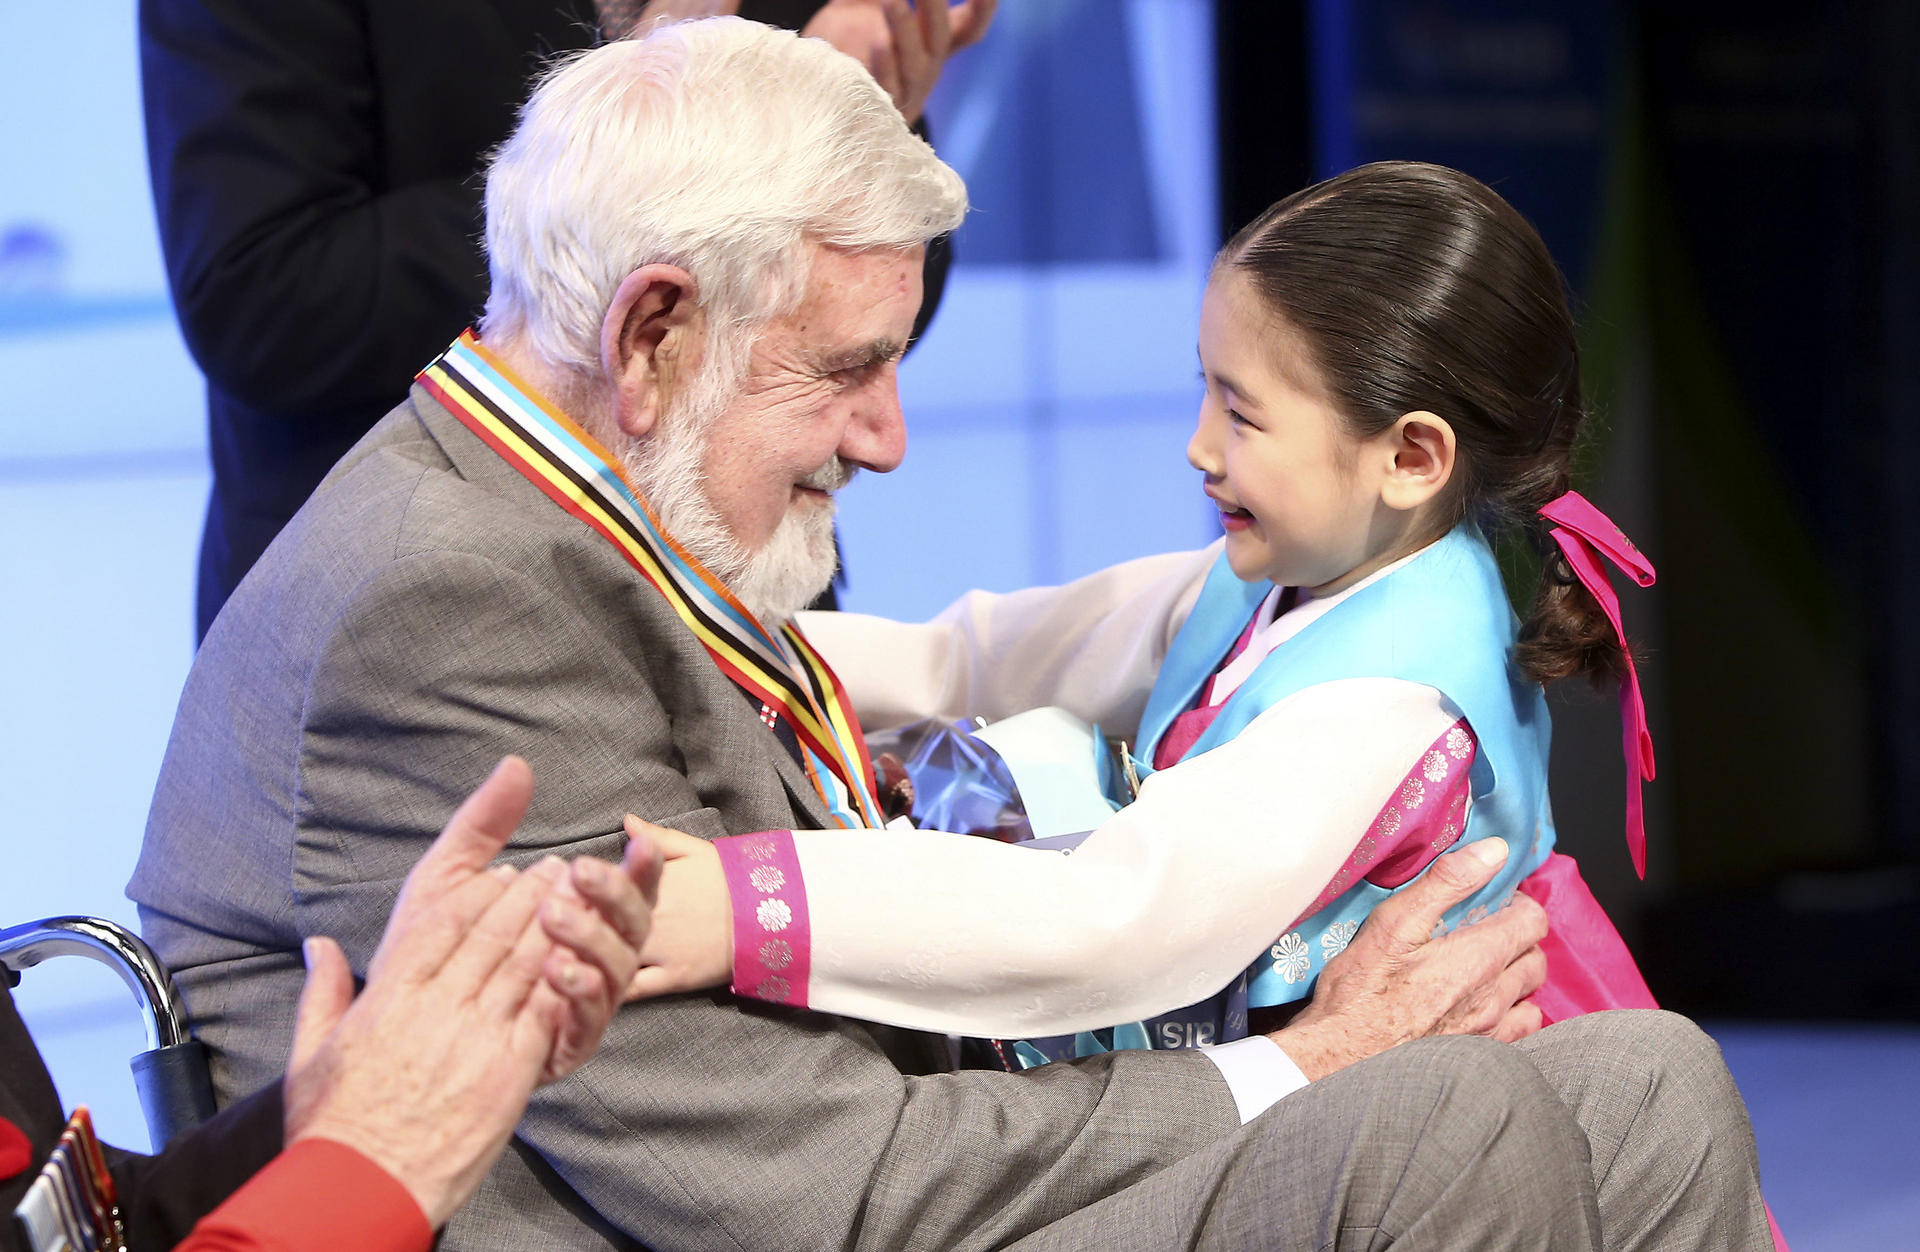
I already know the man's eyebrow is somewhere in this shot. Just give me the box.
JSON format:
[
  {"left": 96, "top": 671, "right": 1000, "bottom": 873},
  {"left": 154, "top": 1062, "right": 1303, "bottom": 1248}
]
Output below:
[{"left": 812, "top": 337, "right": 906, "bottom": 374}]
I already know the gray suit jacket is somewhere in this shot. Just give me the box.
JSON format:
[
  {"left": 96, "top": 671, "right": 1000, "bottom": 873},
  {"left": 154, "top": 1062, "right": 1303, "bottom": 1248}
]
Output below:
[{"left": 131, "top": 383, "right": 1241, "bottom": 1250}]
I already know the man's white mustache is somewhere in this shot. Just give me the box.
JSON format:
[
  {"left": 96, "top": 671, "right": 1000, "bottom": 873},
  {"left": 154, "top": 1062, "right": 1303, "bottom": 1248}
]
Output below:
[{"left": 799, "top": 458, "right": 857, "bottom": 493}]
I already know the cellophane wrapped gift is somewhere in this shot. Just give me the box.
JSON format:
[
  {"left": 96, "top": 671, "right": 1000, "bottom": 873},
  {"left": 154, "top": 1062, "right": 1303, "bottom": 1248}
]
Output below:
[
  {"left": 865, "top": 710, "right": 1250, "bottom": 1070},
  {"left": 862, "top": 717, "right": 1035, "bottom": 841}
]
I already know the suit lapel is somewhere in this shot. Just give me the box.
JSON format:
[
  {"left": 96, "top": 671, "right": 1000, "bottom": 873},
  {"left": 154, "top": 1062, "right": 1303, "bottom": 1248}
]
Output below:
[{"left": 763, "top": 725, "right": 841, "bottom": 829}]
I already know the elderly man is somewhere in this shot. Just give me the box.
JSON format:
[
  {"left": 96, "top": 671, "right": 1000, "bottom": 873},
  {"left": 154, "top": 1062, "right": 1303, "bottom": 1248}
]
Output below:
[{"left": 134, "top": 19, "right": 1771, "bottom": 1250}]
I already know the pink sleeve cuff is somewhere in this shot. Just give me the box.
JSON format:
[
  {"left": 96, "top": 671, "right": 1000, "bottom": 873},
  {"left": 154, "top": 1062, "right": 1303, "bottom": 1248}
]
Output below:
[
  {"left": 1285, "top": 719, "right": 1477, "bottom": 929},
  {"left": 1363, "top": 719, "right": 1476, "bottom": 889},
  {"left": 714, "top": 830, "right": 812, "bottom": 1009}
]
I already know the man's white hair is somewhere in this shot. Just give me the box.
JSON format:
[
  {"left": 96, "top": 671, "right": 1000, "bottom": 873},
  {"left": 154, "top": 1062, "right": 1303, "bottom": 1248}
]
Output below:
[{"left": 479, "top": 17, "right": 968, "bottom": 388}]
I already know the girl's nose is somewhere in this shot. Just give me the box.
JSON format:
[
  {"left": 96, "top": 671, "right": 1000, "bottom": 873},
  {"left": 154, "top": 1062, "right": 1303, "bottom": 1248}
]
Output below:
[{"left": 1186, "top": 406, "right": 1223, "bottom": 477}]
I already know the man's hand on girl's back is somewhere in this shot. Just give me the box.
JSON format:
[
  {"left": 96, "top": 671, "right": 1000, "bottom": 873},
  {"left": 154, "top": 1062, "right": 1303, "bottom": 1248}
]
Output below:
[{"left": 1266, "top": 837, "right": 1551, "bottom": 1082}]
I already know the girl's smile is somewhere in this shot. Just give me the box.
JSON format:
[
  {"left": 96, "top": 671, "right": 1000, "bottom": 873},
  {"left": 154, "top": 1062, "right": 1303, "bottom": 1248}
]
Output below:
[{"left": 1207, "top": 488, "right": 1257, "bottom": 532}]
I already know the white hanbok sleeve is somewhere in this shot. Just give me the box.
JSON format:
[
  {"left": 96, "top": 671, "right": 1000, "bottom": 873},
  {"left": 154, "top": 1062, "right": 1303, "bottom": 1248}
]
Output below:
[
  {"left": 716, "top": 677, "right": 1463, "bottom": 1038},
  {"left": 794, "top": 543, "right": 1221, "bottom": 737}
]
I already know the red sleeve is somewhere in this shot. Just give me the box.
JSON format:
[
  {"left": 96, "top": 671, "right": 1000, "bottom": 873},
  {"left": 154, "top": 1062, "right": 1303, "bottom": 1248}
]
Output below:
[
  {"left": 0, "top": 1115, "right": 30, "bottom": 1181},
  {"left": 174, "top": 1138, "right": 431, "bottom": 1252}
]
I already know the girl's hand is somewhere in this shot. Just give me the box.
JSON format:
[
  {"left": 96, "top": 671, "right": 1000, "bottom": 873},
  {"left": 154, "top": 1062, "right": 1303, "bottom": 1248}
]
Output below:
[{"left": 621, "top": 816, "right": 734, "bottom": 1000}]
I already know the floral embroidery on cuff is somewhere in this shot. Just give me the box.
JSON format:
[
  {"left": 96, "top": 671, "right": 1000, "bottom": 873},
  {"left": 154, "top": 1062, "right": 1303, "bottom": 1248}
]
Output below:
[
  {"left": 1445, "top": 725, "right": 1473, "bottom": 759},
  {"left": 715, "top": 830, "right": 811, "bottom": 1008}
]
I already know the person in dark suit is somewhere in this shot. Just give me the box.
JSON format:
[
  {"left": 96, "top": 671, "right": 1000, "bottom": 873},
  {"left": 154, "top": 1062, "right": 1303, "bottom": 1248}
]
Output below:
[
  {"left": 140, "top": 0, "right": 985, "bottom": 639},
  {"left": 5, "top": 757, "right": 659, "bottom": 1252}
]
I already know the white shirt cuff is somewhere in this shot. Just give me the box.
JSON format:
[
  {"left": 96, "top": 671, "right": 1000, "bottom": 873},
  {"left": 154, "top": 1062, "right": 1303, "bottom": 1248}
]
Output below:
[{"left": 1199, "top": 1034, "right": 1311, "bottom": 1124}]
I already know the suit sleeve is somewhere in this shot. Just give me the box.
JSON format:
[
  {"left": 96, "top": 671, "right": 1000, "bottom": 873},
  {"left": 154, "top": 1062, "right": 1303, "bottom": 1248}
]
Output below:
[
  {"left": 737, "top": 1, "right": 831, "bottom": 27},
  {"left": 795, "top": 544, "right": 1221, "bottom": 738},
  {"left": 140, "top": 0, "right": 490, "bottom": 416},
  {"left": 293, "top": 549, "right": 1242, "bottom": 1252}
]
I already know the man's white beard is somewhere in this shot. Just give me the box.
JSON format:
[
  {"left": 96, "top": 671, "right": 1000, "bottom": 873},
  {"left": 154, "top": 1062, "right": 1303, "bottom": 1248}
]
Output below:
[
  {"left": 622, "top": 395, "right": 849, "bottom": 626},
  {"left": 728, "top": 460, "right": 849, "bottom": 623}
]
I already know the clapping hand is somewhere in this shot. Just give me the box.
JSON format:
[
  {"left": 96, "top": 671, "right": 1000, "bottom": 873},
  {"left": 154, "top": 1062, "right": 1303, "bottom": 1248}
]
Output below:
[{"left": 282, "top": 757, "right": 662, "bottom": 1228}]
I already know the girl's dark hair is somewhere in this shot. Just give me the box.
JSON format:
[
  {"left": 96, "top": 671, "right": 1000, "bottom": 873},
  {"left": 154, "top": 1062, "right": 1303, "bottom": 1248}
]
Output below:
[{"left": 1223, "top": 160, "right": 1625, "bottom": 688}]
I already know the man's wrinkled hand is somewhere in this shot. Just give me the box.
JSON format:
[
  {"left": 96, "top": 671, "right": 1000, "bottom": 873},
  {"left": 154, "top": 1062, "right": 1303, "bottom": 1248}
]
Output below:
[{"left": 1269, "top": 837, "right": 1549, "bottom": 1081}]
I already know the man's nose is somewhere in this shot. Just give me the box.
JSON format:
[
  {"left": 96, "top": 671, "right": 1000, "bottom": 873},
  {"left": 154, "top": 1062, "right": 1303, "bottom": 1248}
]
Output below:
[{"left": 840, "top": 377, "right": 908, "bottom": 473}]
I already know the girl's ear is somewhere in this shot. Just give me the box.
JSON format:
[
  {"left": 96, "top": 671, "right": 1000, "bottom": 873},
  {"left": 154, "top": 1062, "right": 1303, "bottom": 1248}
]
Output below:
[{"left": 1379, "top": 410, "right": 1456, "bottom": 512}]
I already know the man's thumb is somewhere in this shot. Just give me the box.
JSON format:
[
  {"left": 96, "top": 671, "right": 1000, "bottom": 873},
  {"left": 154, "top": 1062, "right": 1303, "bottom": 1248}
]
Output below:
[
  {"left": 1395, "top": 837, "right": 1509, "bottom": 939},
  {"left": 290, "top": 936, "right": 355, "bottom": 1070}
]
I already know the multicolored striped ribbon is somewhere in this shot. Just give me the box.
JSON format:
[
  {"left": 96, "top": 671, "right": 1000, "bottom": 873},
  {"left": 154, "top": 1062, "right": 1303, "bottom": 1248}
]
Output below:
[{"left": 419, "top": 331, "right": 883, "bottom": 829}]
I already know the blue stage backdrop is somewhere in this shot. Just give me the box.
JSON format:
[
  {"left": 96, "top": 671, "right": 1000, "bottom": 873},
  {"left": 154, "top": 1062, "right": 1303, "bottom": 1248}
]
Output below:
[
  {"left": 3, "top": 7, "right": 210, "bottom": 1151},
  {"left": 839, "top": 0, "right": 1222, "bottom": 612}
]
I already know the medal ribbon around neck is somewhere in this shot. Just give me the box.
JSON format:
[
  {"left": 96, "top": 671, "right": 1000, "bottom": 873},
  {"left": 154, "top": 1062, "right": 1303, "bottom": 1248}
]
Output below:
[{"left": 419, "top": 331, "right": 883, "bottom": 829}]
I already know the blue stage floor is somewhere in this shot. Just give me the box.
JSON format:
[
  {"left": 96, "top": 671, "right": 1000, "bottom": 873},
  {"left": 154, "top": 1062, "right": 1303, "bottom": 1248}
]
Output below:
[{"left": 1710, "top": 1022, "right": 1920, "bottom": 1249}]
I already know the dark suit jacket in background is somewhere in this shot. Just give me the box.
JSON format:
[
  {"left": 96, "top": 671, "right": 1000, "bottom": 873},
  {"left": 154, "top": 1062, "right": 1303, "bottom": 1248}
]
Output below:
[
  {"left": 141, "top": 0, "right": 947, "bottom": 639},
  {"left": 1, "top": 982, "right": 281, "bottom": 1252}
]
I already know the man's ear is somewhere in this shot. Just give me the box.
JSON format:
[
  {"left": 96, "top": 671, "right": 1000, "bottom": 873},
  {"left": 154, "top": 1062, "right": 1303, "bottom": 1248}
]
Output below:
[
  {"left": 600, "top": 264, "right": 701, "bottom": 440},
  {"left": 1378, "top": 410, "right": 1457, "bottom": 512}
]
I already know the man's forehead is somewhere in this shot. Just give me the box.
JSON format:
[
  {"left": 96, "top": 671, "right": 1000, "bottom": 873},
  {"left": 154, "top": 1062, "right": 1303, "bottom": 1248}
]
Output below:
[
  {"left": 804, "top": 242, "right": 924, "bottom": 295},
  {"left": 769, "top": 244, "right": 924, "bottom": 363}
]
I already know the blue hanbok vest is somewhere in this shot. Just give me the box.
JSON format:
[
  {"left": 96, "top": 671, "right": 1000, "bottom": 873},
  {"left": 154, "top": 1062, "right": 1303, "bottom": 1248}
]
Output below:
[{"left": 1002, "top": 525, "right": 1555, "bottom": 1067}]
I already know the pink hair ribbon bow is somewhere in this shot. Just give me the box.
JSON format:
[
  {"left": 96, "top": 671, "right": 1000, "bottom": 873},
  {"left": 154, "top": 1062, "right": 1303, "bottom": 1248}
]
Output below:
[{"left": 1538, "top": 491, "right": 1657, "bottom": 878}]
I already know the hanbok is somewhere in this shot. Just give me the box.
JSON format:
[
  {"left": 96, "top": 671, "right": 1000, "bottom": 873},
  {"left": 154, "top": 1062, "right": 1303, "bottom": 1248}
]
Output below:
[{"left": 713, "top": 528, "right": 1655, "bottom": 1049}]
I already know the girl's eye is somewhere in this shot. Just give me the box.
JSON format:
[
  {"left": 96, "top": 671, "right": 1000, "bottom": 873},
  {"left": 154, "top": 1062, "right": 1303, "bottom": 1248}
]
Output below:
[{"left": 1227, "top": 408, "right": 1251, "bottom": 427}]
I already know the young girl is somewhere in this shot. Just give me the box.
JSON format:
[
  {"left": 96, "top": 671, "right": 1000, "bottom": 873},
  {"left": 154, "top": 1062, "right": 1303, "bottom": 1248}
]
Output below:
[{"left": 627, "top": 161, "right": 1660, "bottom": 1059}]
